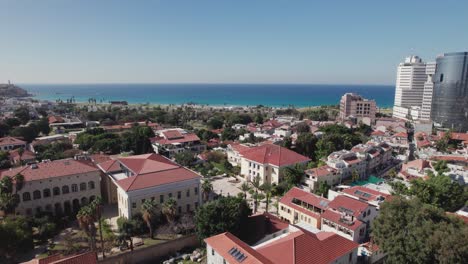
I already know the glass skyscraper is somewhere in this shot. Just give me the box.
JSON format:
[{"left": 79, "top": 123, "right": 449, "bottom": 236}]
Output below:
[{"left": 431, "top": 52, "right": 468, "bottom": 132}]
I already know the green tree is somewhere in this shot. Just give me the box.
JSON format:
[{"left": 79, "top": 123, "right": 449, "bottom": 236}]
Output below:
[
  {"left": 174, "top": 151, "right": 195, "bottom": 166},
  {"left": 351, "top": 170, "right": 360, "bottom": 182},
  {"left": 240, "top": 182, "right": 250, "bottom": 200},
  {"left": 36, "top": 118, "right": 51, "bottom": 135},
  {"left": 0, "top": 151, "right": 11, "bottom": 169},
  {"left": 13, "top": 107, "right": 30, "bottom": 125},
  {"left": 201, "top": 180, "right": 213, "bottom": 203},
  {"left": 314, "top": 182, "right": 330, "bottom": 197},
  {"left": 162, "top": 198, "right": 177, "bottom": 223},
  {"left": 221, "top": 127, "right": 237, "bottom": 141},
  {"left": 0, "top": 216, "right": 34, "bottom": 262},
  {"left": 207, "top": 116, "right": 224, "bottom": 129},
  {"left": 195, "top": 196, "right": 251, "bottom": 241},
  {"left": 10, "top": 125, "right": 39, "bottom": 142},
  {"left": 141, "top": 199, "right": 158, "bottom": 239},
  {"left": 295, "top": 133, "right": 318, "bottom": 159},
  {"left": 281, "top": 164, "right": 305, "bottom": 188},
  {"left": 410, "top": 174, "right": 467, "bottom": 212},
  {"left": 117, "top": 219, "right": 135, "bottom": 251},
  {"left": 372, "top": 197, "right": 468, "bottom": 264},
  {"left": 251, "top": 176, "right": 262, "bottom": 213},
  {"left": 282, "top": 137, "right": 292, "bottom": 149},
  {"left": 260, "top": 182, "right": 273, "bottom": 213}
]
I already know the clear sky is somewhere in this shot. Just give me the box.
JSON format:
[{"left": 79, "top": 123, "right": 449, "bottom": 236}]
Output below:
[{"left": 1, "top": 0, "right": 467, "bottom": 85}]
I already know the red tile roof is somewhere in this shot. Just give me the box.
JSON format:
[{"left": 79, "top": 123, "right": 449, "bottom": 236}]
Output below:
[
  {"left": 0, "top": 136, "right": 26, "bottom": 147},
  {"left": 342, "top": 186, "right": 391, "bottom": 203},
  {"left": 431, "top": 155, "right": 468, "bottom": 163},
  {"left": 23, "top": 252, "right": 97, "bottom": 264},
  {"left": 321, "top": 210, "right": 365, "bottom": 231},
  {"left": 205, "top": 232, "right": 273, "bottom": 264},
  {"left": 256, "top": 229, "right": 359, "bottom": 264},
  {"left": 9, "top": 148, "right": 36, "bottom": 161},
  {"left": 279, "top": 187, "right": 329, "bottom": 220},
  {"left": 371, "top": 130, "right": 385, "bottom": 136},
  {"left": 328, "top": 195, "right": 369, "bottom": 217},
  {"left": 305, "top": 165, "right": 338, "bottom": 178},
  {"left": 0, "top": 159, "right": 100, "bottom": 182},
  {"left": 241, "top": 144, "right": 310, "bottom": 167},
  {"left": 98, "top": 153, "right": 201, "bottom": 191},
  {"left": 229, "top": 143, "right": 251, "bottom": 153},
  {"left": 402, "top": 159, "right": 431, "bottom": 173},
  {"left": 48, "top": 115, "right": 64, "bottom": 124},
  {"left": 438, "top": 132, "right": 468, "bottom": 142},
  {"left": 392, "top": 132, "right": 408, "bottom": 138},
  {"left": 151, "top": 132, "right": 200, "bottom": 145}
]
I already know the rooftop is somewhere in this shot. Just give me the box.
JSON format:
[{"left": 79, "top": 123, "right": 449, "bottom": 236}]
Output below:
[
  {"left": 328, "top": 195, "right": 369, "bottom": 217},
  {"left": 0, "top": 136, "right": 26, "bottom": 147},
  {"left": 240, "top": 144, "right": 310, "bottom": 167},
  {"left": 98, "top": 153, "right": 201, "bottom": 192}
]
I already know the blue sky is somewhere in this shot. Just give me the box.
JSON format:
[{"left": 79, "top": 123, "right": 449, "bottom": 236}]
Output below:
[{"left": 1, "top": 0, "right": 467, "bottom": 84}]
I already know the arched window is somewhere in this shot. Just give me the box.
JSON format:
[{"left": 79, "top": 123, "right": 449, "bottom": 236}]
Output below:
[
  {"left": 33, "top": 190, "right": 41, "bottom": 200},
  {"left": 62, "top": 185, "right": 70, "bottom": 194},
  {"left": 43, "top": 189, "right": 51, "bottom": 198},
  {"left": 80, "top": 183, "right": 87, "bottom": 191},
  {"left": 71, "top": 184, "right": 78, "bottom": 192},
  {"left": 45, "top": 204, "right": 52, "bottom": 212},
  {"left": 23, "top": 192, "right": 31, "bottom": 201},
  {"left": 53, "top": 187, "right": 60, "bottom": 196},
  {"left": 88, "top": 181, "right": 95, "bottom": 190}
]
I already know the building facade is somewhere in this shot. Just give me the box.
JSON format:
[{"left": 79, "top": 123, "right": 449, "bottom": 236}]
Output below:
[
  {"left": 431, "top": 52, "right": 468, "bottom": 132},
  {"left": 0, "top": 136, "right": 26, "bottom": 151},
  {"left": 0, "top": 159, "right": 101, "bottom": 216},
  {"left": 151, "top": 128, "right": 206, "bottom": 158},
  {"left": 393, "top": 56, "right": 427, "bottom": 120},
  {"left": 420, "top": 62, "right": 437, "bottom": 121},
  {"left": 97, "top": 153, "right": 201, "bottom": 218},
  {"left": 339, "top": 93, "right": 376, "bottom": 125}
]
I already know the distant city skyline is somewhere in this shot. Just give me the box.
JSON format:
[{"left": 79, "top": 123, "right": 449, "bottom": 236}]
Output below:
[{"left": 1, "top": 0, "right": 467, "bottom": 85}]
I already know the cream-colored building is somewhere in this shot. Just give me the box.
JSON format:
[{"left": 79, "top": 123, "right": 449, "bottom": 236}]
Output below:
[
  {"left": 240, "top": 144, "right": 310, "bottom": 185},
  {"left": 226, "top": 143, "right": 251, "bottom": 166},
  {"left": 303, "top": 165, "right": 340, "bottom": 191},
  {"left": 278, "top": 187, "right": 329, "bottom": 229},
  {"left": 97, "top": 153, "right": 202, "bottom": 218},
  {"left": 0, "top": 159, "right": 101, "bottom": 216}
]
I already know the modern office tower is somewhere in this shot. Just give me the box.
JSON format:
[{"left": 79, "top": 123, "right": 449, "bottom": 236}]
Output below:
[
  {"left": 420, "top": 62, "right": 437, "bottom": 121},
  {"left": 339, "top": 93, "right": 376, "bottom": 125},
  {"left": 431, "top": 52, "right": 468, "bottom": 132},
  {"left": 393, "top": 56, "right": 427, "bottom": 120}
]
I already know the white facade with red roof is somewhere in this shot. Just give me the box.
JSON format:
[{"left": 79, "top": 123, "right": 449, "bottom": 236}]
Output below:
[
  {"left": 239, "top": 144, "right": 310, "bottom": 185},
  {"left": 0, "top": 159, "right": 101, "bottom": 216},
  {"left": 278, "top": 187, "right": 330, "bottom": 228},
  {"left": 226, "top": 143, "right": 251, "bottom": 166},
  {"left": 304, "top": 165, "right": 340, "bottom": 191},
  {"left": 205, "top": 224, "right": 359, "bottom": 264},
  {"left": 321, "top": 195, "right": 377, "bottom": 243},
  {"left": 97, "top": 153, "right": 201, "bottom": 218},
  {"left": 151, "top": 128, "right": 206, "bottom": 158},
  {"left": 0, "top": 136, "right": 26, "bottom": 151}
]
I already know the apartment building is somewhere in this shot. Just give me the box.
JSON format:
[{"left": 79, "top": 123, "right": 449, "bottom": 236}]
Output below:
[
  {"left": 0, "top": 136, "right": 26, "bottom": 151},
  {"left": 0, "top": 159, "right": 101, "bottom": 216},
  {"left": 303, "top": 165, "right": 340, "bottom": 191},
  {"left": 240, "top": 144, "right": 310, "bottom": 185},
  {"left": 97, "top": 153, "right": 201, "bottom": 218},
  {"left": 151, "top": 128, "right": 206, "bottom": 158},
  {"left": 339, "top": 93, "right": 377, "bottom": 125}
]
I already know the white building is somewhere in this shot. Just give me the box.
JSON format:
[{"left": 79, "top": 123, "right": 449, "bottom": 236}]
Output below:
[
  {"left": 151, "top": 128, "right": 206, "bottom": 158},
  {"left": 97, "top": 153, "right": 201, "bottom": 218},
  {"left": 0, "top": 159, "right": 101, "bottom": 216},
  {"left": 393, "top": 56, "right": 427, "bottom": 120},
  {"left": 421, "top": 62, "right": 437, "bottom": 121}
]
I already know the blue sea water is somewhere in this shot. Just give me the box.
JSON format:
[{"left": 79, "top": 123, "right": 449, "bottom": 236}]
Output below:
[{"left": 21, "top": 83, "right": 395, "bottom": 108}]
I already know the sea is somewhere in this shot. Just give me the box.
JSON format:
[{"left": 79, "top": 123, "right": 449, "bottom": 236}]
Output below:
[{"left": 21, "top": 84, "right": 395, "bottom": 108}]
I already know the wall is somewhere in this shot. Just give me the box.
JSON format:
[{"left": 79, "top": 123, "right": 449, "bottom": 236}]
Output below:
[{"left": 99, "top": 235, "right": 199, "bottom": 264}]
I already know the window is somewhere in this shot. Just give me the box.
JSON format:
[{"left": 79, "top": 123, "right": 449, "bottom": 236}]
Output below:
[
  {"left": 186, "top": 204, "right": 191, "bottom": 212},
  {"left": 194, "top": 187, "right": 198, "bottom": 195},
  {"left": 132, "top": 203, "right": 136, "bottom": 209},
  {"left": 160, "top": 195, "right": 164, "bottom": 203},
  {"left": 195, "top": 202, "right": 199, "bottom": 209},
  {"left": 168, "top": 193, "right": 172, "bottom": 198},
  {"left": 151, "top": 197, "right": 155, "bottom": 201},
  {"left": 80, "top": 183, "right": 87, "bottom": 191},
  {"left": 142, "top": 199, "right": 146, "bottom": 204},
  {"left": 212, "top": 249, "right": 215, "bottom": 256},
  {"left": 186, "top": 189, "right": 190, "bottom": 197},
  {"left": 440, "top": 74, "right": 444, "bottom": 82},
  {"left": 367, "top": 209, "right": 370, "bottom": 215},
  {"left": 71, "top": 184, "right": 78, "bottom": 192},
  {"left": 53, "top": 187, "right": 60, "bottom": 196},
  {"left": 33, "top": 190, "right": 41, "bottom": 200},
  {"left": 26, "top": 208, "right": 32, "bottom": 215},
  {"left": 22, "top": 192, "right": 31, "bottom": 201},
  {"left": 88, "top": 181, "right": 95, "bottom": 189},
  {"left": 223, "top": 260, "right": 226, "bottom": 264},
  {"left": 177, "top": 191, "right": 181, "bottom": 199},
  {"left": 178, "top": 206, "right": 182, "bottom": 214},
  {"left": 43, "top": 188, "right": 51, "bottom": 198},
  {"left": 62, "top": 185, "right": 70, "bottom": 194},
  {"left": 349, "top": 253, "right": 353, "bottom": 262}
]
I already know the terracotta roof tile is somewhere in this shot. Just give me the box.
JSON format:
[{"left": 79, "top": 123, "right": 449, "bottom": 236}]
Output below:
[
  {"left": 0, "top": 136, "right": 26, "bottom": 147},
  {"left": 241, "top": 144, "right": 310, "bottom": 167},
  {"left": 328, "top": 195, "right": 369, "bottom": 217}
]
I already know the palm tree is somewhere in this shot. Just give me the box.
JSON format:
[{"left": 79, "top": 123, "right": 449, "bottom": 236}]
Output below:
[
  {"left": 141, "top": 200, "right": 158, "bottom": 239},
  {"left": 240, "top": 182, "right": 250, "bottom": 200},
  {"left": 201, "top": 180, "right": 213, "bottom": 203},
  {"left": 77, "top": 205, "right": 97, "bottom": 251},
  {"left": 0, "top": 176, "right": 18, "bottom": 216},
  {"left": 261, "top": 183, "right": 272, "bottom": 213},
  {"left": 162, "top": 198, "right": 177, "bottom": 223},
  {"left": 13, "top": 173, "right": 24, "bottom": 193},
  {"left": 118, "top": 220, "right": 135, "bottom": 251},
  {"left": 250, "top": 176, "right": 261, "bottom": 213}
]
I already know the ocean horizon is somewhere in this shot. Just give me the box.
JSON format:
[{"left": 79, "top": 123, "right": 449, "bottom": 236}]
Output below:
[{"left": 21, "top": 83, "right": 395, "bottom": 108}]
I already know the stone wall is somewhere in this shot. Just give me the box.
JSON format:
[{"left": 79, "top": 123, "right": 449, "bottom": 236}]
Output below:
[{"left": 99, "top": 234, "right": 200, "bottom": 264}]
